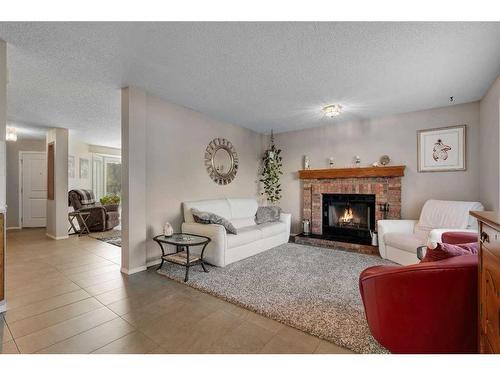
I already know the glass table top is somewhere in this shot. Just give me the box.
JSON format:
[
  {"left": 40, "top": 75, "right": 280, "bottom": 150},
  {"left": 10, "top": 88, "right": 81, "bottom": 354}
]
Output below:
[{"left": 154, "top": 233, "right": 210, "bottom": 245}]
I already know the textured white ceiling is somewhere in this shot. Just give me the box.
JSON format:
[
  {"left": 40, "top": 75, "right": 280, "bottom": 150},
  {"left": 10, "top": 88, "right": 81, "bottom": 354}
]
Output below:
[{"left": 0, "top": 22, "right": 499, "bottom": 147}]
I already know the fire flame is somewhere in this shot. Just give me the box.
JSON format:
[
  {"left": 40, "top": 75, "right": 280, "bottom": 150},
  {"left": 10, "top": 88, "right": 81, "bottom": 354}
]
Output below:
[{"left": 340, "top": 206, "right": 354, "bottom": 223}]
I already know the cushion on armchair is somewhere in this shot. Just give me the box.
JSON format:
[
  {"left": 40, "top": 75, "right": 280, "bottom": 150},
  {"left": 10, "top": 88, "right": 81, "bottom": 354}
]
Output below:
[{"left": 421, "top": 242, "right": 478, "bottom": 263}]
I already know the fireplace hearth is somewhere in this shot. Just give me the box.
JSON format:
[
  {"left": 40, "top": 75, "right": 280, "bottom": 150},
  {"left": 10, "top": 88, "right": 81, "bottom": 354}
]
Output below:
[{"left": 322, "top": 194, "right": 375, "bottom": 245}]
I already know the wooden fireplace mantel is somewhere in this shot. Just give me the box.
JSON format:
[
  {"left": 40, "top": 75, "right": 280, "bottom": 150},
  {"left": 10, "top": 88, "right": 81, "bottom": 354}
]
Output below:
[{"left": 298, "top": 165, "right": 406, "bottom": 179}]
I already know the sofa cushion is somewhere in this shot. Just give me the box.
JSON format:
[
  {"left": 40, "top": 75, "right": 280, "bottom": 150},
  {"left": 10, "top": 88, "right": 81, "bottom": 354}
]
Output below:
[
  {"left": 255, "top": 206, "right": 281, "bottom": 225},
  {"left": 231, "top": 217, "right": 257, "bottom": 229},
  {"left": 258, "top": 221, "right": 286, "bottom": 238},
  {"left": 227, "top": 226, "right": 262, "bottom": 248},
  {"left": 384, "top": 232, "right": 425, "bottom": 254},
  {"left": 191, "top": 208, "right": 237, "bottom": 234},
  {"left": 421, "top": 242, "right": 478, "bottom": 263},
  {"left": 183, "top": 199, "right": 231, "bottom": 223}
]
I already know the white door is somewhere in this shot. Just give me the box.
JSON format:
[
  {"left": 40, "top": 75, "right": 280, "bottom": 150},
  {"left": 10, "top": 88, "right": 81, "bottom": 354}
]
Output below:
[{"left": 21, "top": 152, "right": 47, "bottom": 227}]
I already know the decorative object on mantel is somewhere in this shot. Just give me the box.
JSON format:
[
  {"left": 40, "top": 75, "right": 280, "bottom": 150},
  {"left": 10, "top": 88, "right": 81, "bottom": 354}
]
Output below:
[
  {"left": 417, "top": 124, "right": 466, "bottom": 172},
  {"left": 372, "top": 161, "right": 379, "bottom": 167},
  {"left": 328, "top": 157, "right": 334, "bottom": 168},
  {"left": 204, "top": 138, "right": 239, "bottom": 185},
  {"left": 298, "top": 165, "right": 405, "bottom": 179},
  {"left": 259, "top": 130, "right": 283, "bottom": 204},
  {"left": 163, "top": 222, "right": 174, "bottom": 237},
  {"left": 354, "top": 155, "right": 361, "bottom": 167},
  {"left": 304, "top": 155, "right": 310, "bottom": 170},
  {"left": 379, "top": 155, "right": 390, "bottom": 166}
]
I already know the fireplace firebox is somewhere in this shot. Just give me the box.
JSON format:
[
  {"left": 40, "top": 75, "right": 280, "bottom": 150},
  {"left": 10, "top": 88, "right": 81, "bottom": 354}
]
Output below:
[{"left": 322, "top": 193, "right": 376, "bottom": 245}]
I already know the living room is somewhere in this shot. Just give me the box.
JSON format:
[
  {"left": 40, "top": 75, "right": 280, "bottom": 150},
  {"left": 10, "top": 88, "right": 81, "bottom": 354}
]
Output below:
[{"left": 0, "top": 1, "right": 499, "bottom": 374}]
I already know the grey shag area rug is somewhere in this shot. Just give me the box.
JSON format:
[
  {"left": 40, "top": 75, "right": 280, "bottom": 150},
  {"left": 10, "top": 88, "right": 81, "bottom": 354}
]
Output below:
[
  {"left": 89, "top": 230, "right": 121, "bottom": 247},
  {"left": 157, "top": 243, "right": 393, "bottom": 354}
]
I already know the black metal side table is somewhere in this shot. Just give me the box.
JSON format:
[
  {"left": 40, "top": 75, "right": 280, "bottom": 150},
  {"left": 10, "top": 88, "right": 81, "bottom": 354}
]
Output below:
[
  {"left": 68, "top": 211, "right": 91, "bottom": 236},
  {"left": 153, "top": 233, "right": 211, "bottom": 282}
]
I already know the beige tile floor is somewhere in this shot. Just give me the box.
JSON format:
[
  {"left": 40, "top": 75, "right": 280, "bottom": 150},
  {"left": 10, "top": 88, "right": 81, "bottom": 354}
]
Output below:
[{"left": 0, "top": 228, "right": 353, "bottom": 354}]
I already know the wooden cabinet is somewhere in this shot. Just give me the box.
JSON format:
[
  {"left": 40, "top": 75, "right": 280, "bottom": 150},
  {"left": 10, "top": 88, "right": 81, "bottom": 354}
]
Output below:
[
  {"left": 471, "top": 211, "right": 500, "bottom": 354},
  {"left": 0, "top": 212, "right": 4, "bottom": 304}
]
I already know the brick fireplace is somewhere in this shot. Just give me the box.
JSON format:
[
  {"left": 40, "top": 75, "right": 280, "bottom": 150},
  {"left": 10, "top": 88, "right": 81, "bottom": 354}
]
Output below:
[{"left": 297, "top": 166, "right": 405, "bottom": 254}]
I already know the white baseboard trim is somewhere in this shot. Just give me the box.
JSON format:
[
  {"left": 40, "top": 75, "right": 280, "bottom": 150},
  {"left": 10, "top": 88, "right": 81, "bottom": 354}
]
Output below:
[
  {"left": 120, "top": 266, "right": 147, "bottom": 275},
  {"left": 6, "top": 226, "right": 21, "bottom": 230},
  {"left": 0, "top": 300, "right": 6, "bottom": 313},
  {"left": 146, "top": 258, "right": 162, "bottom": 268},
  {"left": 46, "top": 233, "right": 69, "bottom": 240}
]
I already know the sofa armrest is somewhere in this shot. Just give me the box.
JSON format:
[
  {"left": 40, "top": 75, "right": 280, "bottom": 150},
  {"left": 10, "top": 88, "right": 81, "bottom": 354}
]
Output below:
[
  {"left": 181, "top": 222, "right": 227, "bottom": 267},
  {"left": 377, "top": 220, "right": 417, "bottom": 259},
  {"left": 279, "top": 213, "right": 292, "bottom": 234},
  {"left": 428, "top": 228, "right": 478, "bottom": 247}
]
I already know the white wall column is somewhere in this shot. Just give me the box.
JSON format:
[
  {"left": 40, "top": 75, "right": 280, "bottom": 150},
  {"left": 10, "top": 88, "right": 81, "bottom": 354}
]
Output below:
[
  {"left": 0, "top": 40, "right": 7, "bottom": 207},
  {"left": 121, "top": 87, "right": 147, "bottom": 274},
  {"left": 46, "top": 128, "right": 68, "bottom": 239},
  {"left": 0, "top": 39, "right": 6, "bottom": 313}
]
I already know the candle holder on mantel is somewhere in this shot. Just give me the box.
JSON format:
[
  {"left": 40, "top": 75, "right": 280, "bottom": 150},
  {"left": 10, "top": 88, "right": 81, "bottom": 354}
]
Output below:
[{"left": 379, "top": 203, "right": 390, "bottom": 219}]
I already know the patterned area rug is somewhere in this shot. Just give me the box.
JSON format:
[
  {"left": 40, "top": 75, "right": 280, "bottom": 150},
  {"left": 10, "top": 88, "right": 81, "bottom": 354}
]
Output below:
[
  {"left": 157, "top": 242, "right": 393, "bottom": 354},
  {"left": 89, "top": 230, "right": 121, "bottom": 247}
]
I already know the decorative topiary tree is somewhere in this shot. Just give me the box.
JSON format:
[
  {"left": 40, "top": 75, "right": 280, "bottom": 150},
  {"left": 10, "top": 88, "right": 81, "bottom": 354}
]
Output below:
[{"left": 260, "top": 130, "right": 283, "bottom": 204}]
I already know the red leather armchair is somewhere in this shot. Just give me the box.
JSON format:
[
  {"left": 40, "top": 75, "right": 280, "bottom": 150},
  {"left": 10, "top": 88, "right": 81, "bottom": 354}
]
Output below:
[{"left": 359, "top": 232, "right": 478, "bottom": 354}]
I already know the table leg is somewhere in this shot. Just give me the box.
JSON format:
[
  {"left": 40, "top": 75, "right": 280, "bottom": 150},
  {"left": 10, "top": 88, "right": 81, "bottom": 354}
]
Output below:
[
  {"left": 200, "top": 242, "right": 209, "bottom": 273},
  {"left": 184, "top": 246, "right": 190, "bottom": 282},
  {"left": 79, "top": 214, "right": 90, "bottom": 236},
  {"left": 68, "top": 216, "right": 78, "bottom": 235},
  {"left": 155, "top": 241, "right": 166, "bottom": 270}
]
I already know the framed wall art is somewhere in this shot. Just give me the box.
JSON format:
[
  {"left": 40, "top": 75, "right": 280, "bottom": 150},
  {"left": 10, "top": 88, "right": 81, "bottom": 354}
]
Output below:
[
  {"left": 68, "top": 155, "right": 75, "bottom": 179},
  {"left": 417, "top": 125, "right": 466, "bottom": 172},
  {"left": 79, "top": 157, "right": 90, "bottom": 179}
]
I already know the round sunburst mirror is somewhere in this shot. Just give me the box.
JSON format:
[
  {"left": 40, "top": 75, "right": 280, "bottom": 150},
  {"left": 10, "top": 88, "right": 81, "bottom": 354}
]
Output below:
[{"left": 204, "top": 138, "right": 239, "bottom": 185}]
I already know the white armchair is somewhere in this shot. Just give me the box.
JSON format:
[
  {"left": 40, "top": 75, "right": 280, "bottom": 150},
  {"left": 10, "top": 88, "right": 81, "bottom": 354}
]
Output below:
[{"left": 378, "top": 200, "right": 483, "bottom": 265}]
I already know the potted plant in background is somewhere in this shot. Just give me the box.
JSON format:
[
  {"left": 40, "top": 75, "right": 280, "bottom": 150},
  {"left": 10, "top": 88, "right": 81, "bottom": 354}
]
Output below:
[
  {"left": 260, "top": 130, "right": 283, "bottom": 204},
  {"left": 100, "top": 194, "right": 121, "bottom": 209}
]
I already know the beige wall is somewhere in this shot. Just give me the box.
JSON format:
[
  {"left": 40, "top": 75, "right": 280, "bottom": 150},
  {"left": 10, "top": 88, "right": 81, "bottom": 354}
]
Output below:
[
  {"left": 144, "top": 93, "right": 264, "bottom": 264},
  {"left": 272, "top": 102, "right": 480, "bottom": 233},
  {"left": 6, "top": 139, "right": 46, "bottom": 228},
  {"left": 479, "top": 75, "right": 500, "bottom": 211}
]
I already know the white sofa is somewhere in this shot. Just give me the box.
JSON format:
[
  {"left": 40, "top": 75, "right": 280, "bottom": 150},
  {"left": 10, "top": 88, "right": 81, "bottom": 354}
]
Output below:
[
  {"left": 378, "top": 199, "right": 483, "bottom": 265},
  {"left": 181, "top": 198, "right": 291, "bottom": 267}
]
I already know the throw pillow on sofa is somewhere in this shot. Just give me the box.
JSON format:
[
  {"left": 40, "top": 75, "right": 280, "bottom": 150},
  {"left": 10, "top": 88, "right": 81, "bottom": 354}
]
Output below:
[
  {"left": 255, "top": 206, "right": 281, "bottom": 225},
  {"left": 191, "top": 208, "right": 238, "bottom": 234},
  {"left": 421, "top": 242, "right": 478, "bottom": 263}
]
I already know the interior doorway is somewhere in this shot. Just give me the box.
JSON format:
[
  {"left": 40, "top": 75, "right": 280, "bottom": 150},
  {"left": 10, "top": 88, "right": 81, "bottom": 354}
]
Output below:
[{"left": 19, "top": 151, "right": 47, "bottom": 227}]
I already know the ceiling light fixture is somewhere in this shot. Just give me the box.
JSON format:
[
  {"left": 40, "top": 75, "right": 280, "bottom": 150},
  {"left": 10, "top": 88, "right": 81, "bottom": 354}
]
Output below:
[
  {"left": 6, "top": 126, "right": 17, "bottom": 142},
  {"left": 322, "top": 104, "right": 343, "bottom": 118}
]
